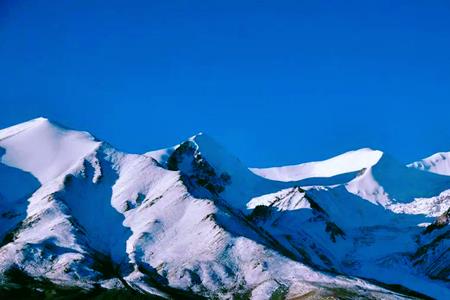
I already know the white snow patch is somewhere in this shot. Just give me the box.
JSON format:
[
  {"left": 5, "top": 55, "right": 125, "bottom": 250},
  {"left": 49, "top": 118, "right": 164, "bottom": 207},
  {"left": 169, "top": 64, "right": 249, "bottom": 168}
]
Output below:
[{"left": 251, "top": 148, "right": 383, "bottom": 182}]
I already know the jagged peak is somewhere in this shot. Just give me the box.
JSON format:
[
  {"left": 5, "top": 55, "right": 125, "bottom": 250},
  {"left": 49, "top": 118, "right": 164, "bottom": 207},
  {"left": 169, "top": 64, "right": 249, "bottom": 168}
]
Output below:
[
  {"left": 162, "top": 132, "right": 247, "bottom": 177},
  {"left": 144, "top": 132, "right": 211, "bottom": 167},
  {"left": 187, "top": 132, "right": 217, "bottom": 148},
  {"left": 186, "top": 132, "right": 248, "bottom": 172}
]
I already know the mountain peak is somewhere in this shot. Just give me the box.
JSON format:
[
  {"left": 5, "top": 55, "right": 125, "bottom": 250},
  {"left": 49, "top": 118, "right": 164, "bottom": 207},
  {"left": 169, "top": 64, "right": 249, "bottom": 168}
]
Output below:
[
  {"left": 0, "top": 117, "right": 100, "bottom": 184},
  {"left": 187, "top": 132, "right": 247, "bottom": 169},
  {"left": 0, "top": 117, "right": 78, "bottom": 141},
  {"left": 34, "top": 116, "right": 49, "bottom": 122},
  {"left": 187, "top": 131, "right": 215, "bottom": 147},
  {"left": 189, "top": 131, "right": 205, "bottom": 139},
  {"left": 347, "top": 151, "right": 450, "bottom": 205}
]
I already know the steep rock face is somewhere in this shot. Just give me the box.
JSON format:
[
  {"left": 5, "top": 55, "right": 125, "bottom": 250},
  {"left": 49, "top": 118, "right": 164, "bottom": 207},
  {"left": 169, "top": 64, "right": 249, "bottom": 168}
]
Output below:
[
  {"left": 166, "top": 139, "right": 231, "bottom": 196},
  {"left": 0, "top": 118, "right": 450, "bottom": 299},
  {"left": 413, "top": 209, "right": 450, "bottom": 281},
  {"left": 433, "top": 208, "right": 450, "bottom": 228}
]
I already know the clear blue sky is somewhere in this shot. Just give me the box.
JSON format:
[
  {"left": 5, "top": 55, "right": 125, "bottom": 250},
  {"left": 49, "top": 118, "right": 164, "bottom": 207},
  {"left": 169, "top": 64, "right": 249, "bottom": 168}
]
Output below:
[{"left": 1, "top": 1, "right": 449, "bottom": 167}]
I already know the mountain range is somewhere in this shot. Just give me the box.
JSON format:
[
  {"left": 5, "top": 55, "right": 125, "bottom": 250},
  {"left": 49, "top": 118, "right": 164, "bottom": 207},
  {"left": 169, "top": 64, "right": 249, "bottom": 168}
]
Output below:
[{"left": 0, "top": 117, "right": 449, "bottom": 299}]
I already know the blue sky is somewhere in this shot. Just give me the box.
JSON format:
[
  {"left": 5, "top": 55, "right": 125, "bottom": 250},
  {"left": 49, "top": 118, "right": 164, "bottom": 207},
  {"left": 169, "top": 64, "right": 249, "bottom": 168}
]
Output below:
[{"left": 1, "top": 1, "right": 449, "bottom": 167}]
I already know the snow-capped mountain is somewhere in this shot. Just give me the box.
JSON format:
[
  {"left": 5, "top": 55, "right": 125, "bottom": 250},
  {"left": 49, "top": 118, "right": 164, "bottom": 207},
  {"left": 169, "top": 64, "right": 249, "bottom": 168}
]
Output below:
[{"left": 0, "top": 118, "right": 449, "bottom": 299}]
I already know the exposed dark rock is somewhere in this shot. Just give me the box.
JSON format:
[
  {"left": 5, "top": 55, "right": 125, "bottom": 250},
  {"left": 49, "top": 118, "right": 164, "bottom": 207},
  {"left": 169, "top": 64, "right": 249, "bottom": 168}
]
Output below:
[
  {"left": 325, "top": 221, "right": 346, "bottom": 243},
  {"left": 423, "top": 208, "right": 449, "bottom": 234},
  {"left": 246, "top": 205, "right": 273, "bottom": 221},
  {"left": 167, "top": 141, "right": 231, "bottom": 196}
]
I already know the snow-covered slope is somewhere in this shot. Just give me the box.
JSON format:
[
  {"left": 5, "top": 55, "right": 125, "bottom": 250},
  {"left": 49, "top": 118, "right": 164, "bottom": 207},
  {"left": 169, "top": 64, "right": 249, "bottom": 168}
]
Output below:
[
  {"left": 0, "top": 118, "right": 449, "bottom": 299},
  {"left": 346, "top": 153, "right": 450, "bottom": 206},
  {"left": 409, "top": 152, "right": 450, "bottom": 176},
  {"left": 251, "top": 148, "right": 383, "bottom": 182},
  {"left": 0, "top": 117, "right": 100, "bottom": 184}
]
